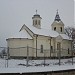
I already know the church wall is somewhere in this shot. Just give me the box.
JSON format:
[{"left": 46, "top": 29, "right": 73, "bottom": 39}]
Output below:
[
  {"left": 52, "top": 23, "right": 64, "bottom": 34},
  {"left": 7, "top": 38, "right": 34, "bottom": 57},
  {"left": 55, "top": 39, "right": 71, "bottom": 57},
  {"left": 33, "top": 36, "right": 57, "bottom": 57},
  {"left": 7, "top": 36, "right": 72, "bottom": 58},
  {"left": 25, "top": 26, "right": 34, "bottom": 38},
  {"left": 61, "top": 40, "right": 71, "bottom": 56},
  {"left": 32, "top": 18, "right": 41, "bottom": 29},
  {"left": 53, "top": 36, "right": 71, "bottom": 57}
]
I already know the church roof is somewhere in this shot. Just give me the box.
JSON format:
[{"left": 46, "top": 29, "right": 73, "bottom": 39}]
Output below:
[
  {"left": 51, "top": 21, "right": 64, "bottom": 26},
  {"left": 8, "top": 29, "right": 32, "bottom": 39},
  {"left": 32, "top": 10, "right": 42, "bottom": 19},
  {"left": 23, "top": 24, "right": 72, "bottom": 40},
  {"left": 24, "top": 24, "right": 59, "bottom": 37},
  {"left": 54, "top": 10, "right": 61, "bottom": 22},
  {"left": 60, "top": 34, "right": 72, "bottom": 40},
  {"left": 51, "top": 10, "right": 64, "bottom": 26},
  {"left": 8, "top": 24, "right": 72, "bottom": 40}
]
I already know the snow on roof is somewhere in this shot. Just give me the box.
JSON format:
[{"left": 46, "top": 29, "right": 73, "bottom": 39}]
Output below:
[
  {"left": 8, "top": 24, "right": 72, "bottom": 40},
  {"left": 9, "top": 29, "right": 32, "bottom": 39},
  {"left": 60, "top": 34, "right": 72, "bottom": 40},
  {"left": 24, "top": 25, "right": 72, "bottom": 40},
  {"left": 25, "top": 25, "right": 59, "bottom": 37},
  {"left": 0, "top": 65, "right": 74, "bottom": 73}
]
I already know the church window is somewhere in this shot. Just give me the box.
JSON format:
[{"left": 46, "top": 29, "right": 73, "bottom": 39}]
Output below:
[
  {"left": 54, "top": 27, "right": 56, "bottom": 31},
  {"left": 40, "top": 45, "right": 43, "bottom": 53},
  {"left": 38, "top": 20, "right": 40, "bottom": 25},
  {"left": 60, "top": 27, "right": 62, "bottom": 32},
  {"left": 68, "top": 48, "right": 70, "bottom": 54},
  {"left": 51, "top": 46, "right": 53, "bottom": 52},
  {"left": 57, "top": 42, "right": 61, "bottom": 50},
  {"left": 35, "top": 20, "right": 37, "bottom": 25},
  {"left": 33, "top": 20, "right": 34, "bottom": 25}
]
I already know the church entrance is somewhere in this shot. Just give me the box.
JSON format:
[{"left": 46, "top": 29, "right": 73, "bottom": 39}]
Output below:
[{"left": 57, "top": 42, "right": 61, "bottom": 57}]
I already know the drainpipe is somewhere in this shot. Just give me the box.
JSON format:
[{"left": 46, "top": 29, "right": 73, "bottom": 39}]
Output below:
[
  {"left": 49, "top": 37, "right": 52, "bottom": 58},
  {"left": 36, "top": 35, "right": 38, "bottom": 58}
]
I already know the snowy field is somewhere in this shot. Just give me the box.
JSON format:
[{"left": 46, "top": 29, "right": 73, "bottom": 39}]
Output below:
[
  {"left": 0, "top": 58, "right": 75, "bottom": 73},
  {"left": 0, "top": 58, "right": 74, "bottom": 68}
]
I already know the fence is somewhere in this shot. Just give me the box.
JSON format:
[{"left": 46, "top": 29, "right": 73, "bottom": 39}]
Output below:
[
  {"left": 0, "top": 46, "right": 74, "bottom": 58},
  {"left": 0, "top": 46, "right": 74, "bottom": 67}
]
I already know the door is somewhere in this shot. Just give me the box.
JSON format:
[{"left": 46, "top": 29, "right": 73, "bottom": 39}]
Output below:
[{"left": 57, "top": 42, "right": 61, "bottom": 56}]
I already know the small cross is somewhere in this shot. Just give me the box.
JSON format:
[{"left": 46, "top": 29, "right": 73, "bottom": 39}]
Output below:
[
  {"left": 36, "top": 10, "right": 37, "bottom": 14},
  {"left": 56, "top": 9, "right": 58, "bottom": 14}
]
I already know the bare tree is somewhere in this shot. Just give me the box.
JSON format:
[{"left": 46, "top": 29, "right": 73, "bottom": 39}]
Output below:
[
  {"left": 65, "top": 26, "right": 75, "bottom": 65},
  {"left": 65, "top": 26, "right": 75, "bottom": 38},
  {"left": 1, "top": 48, "right": 7, "bottom": 58}
]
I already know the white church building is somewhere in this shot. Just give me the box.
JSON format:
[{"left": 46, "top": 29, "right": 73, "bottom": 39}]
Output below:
[{"left": 6, "top": 11, "right": 72, "bottom": 58}]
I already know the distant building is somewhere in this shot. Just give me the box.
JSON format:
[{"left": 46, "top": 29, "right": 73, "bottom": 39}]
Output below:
[{"left": 6, "top": 10, "right": 72, "bottom": 58}]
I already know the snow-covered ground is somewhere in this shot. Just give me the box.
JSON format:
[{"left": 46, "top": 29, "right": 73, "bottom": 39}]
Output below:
[{"left": 0, "top": 58, "right": 75, "bottom": 73}]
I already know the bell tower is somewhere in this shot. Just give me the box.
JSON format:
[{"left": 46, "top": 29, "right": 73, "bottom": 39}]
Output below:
[
  {"left": 51, "top": 10, "right": 64, "bottom": 34},
  {"left": 32, "top": 10, "right": 42, "bottom": 29}
]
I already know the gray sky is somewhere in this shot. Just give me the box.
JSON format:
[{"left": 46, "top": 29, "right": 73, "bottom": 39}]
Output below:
[{"left": 0, "top": 0, "right": 74, "bottom": 47}]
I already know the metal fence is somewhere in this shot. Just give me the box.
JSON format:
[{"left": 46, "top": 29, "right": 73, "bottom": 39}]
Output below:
[
  {"left": 0, "top": 46, "right": 74, "bottom": 58},
  {"left": 0, "top": 46, "right": 74, "bottom": 67}
]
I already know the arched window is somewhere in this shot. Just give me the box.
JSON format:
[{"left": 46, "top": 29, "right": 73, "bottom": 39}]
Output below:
[
  {"left": 40, "top": 45, "right": 43, "bottom": 53},
  {"left": 38, "top": 20, "right": 40, "bottom": 25},
  {"left": 54, "top": 27, "right": 56, "bottom": 31},
  {"left": 68, "top": 48, "right": 70, "bottom": 54},
  {"left": 57, "top": 42, "right": 61, "bottom": 50},
  {"left": 35, "top": 20, "right": 37, "bottom": 25},
  {"left": 51, "top": 46, "right": 53, "bottom": 53},
  {"left": 60, "top": 27, "right": 62, "bottom": 32}
]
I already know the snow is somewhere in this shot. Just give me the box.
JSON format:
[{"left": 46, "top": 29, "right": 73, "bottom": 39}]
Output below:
[
  {"left": 25, "top": 24, "right": 71, "bottom": 40},
  {"left": 0, "top": 58, "right": 75, "bottom": 73},
  {"left": 0, "top": 65, "right": 74, "bottom": 73},
  {"left": 60, "top": 34, "right": 72, "bottom": 40},
  {"left": 25, "top": 24, "right": 59, "bottom": 37},
  {"left": 8, "top": 24, "right": 71, "bottom": 40},
  {"left": 9, "top": 29, "right": 32, "bottom": 39}
]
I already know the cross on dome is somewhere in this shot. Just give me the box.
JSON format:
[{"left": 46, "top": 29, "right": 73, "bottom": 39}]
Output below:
[{"left": 36, "top": 10, "right": 37, "bottom": 14}]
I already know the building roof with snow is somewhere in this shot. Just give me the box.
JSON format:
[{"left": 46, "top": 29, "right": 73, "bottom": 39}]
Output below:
[
  {"left": 8, "top": 29, "right": 32, "bottom": 39},
  {"left": 7, "top": 10, "right": 71, "bottom": 41}
]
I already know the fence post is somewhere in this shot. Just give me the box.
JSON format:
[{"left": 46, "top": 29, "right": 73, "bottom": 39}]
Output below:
[
  {"left": 6, "top": 47, "right": 9, "bottom": 68},
  {"left": 26, "top": 46, "right": 29, "bottom": 67},
  {"left": 44, "top": 51, "right": 46, "bottom": 67},
  {"left": 58, "top": 45, "right": 61, "bottom": 66},
  {"left": 71, "top": 41, "right": 73, "bottom": 65},
  {"left": 59, "top": 49, "right": 61, "bottom": 66},
  {"left": 72, "top": 50, "right": 73, "bottom": 65}
]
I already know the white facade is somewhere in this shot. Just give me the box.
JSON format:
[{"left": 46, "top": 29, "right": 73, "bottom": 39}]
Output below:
[{"left": 6, "top": 11, "right": 72, "bottom": 58}]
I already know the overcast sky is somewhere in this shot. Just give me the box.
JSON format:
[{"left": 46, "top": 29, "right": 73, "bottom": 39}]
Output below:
[{"left": 0, "top": 0, "right": 74, "bottom": 47}]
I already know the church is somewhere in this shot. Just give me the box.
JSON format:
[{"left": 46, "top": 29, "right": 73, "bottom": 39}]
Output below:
[{"left": 6, "top": 10, "right": 72, "bottom": 58}]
